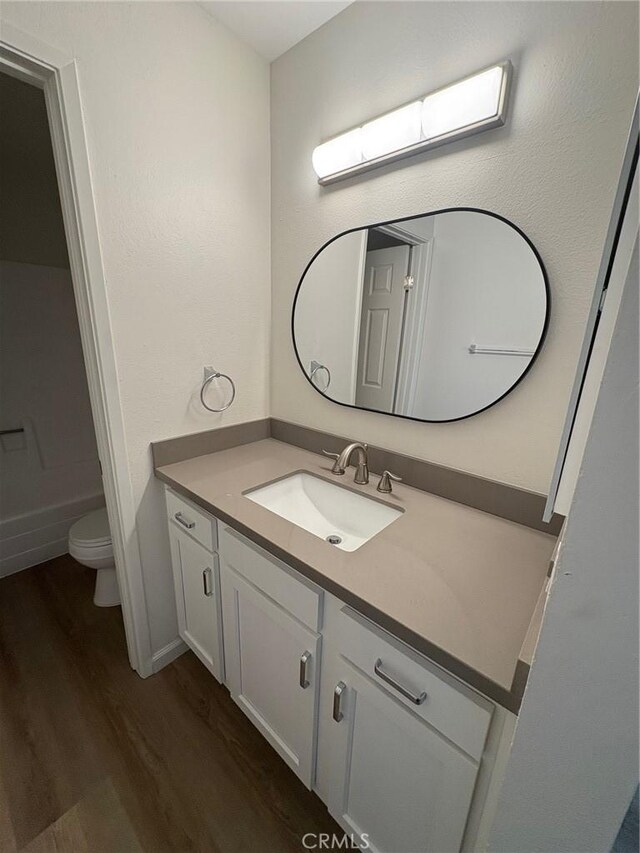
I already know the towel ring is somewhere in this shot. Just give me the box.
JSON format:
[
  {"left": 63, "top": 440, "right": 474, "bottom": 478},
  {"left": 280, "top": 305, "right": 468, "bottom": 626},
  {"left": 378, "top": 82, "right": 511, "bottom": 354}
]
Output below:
[
  {"left": 200, "top": 370, "right": 236, "bottom": 412},
  {"left": 309, "top": 362, "right": 331, "bottom": 391}
]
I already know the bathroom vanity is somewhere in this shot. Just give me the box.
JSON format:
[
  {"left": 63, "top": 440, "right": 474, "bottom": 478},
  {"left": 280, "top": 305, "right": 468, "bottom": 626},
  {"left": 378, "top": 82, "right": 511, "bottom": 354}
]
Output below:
[{"left": 155, "top": 436, "right": 556, "bottom": 853}]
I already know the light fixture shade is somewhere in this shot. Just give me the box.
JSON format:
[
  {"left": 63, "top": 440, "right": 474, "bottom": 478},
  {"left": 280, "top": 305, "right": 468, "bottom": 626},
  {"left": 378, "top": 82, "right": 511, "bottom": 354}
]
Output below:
[
  {"left": 360, "top": 101, "right": 423, "bottom": 161},
  {"left": 421, "top": 65, "right": 504, "bottom": 141},
  {"left": 312, "top": 61, "right": 511, "bottom": 184},
  {"left": 312, "top": 128, "right": 363, "bottom": 179}
]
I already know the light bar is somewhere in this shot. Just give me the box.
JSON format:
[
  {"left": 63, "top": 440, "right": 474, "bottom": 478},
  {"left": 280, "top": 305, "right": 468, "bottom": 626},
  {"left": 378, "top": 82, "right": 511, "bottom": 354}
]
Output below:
[{"left": 312, "top": 61, "right": 511, "bottom": 185}]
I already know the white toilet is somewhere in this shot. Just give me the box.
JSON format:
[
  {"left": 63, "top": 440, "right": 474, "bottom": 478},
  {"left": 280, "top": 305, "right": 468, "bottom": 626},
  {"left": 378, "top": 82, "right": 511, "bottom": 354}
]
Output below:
[{"left": 68, "top": 507, "right": 121, "bottom": 607}]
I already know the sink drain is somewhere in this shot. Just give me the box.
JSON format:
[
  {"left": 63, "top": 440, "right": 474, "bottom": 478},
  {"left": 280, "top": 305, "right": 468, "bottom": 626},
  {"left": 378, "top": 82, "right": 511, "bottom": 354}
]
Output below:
[{"left": 326, "top": 534, "right": 342, "bottom": 545}]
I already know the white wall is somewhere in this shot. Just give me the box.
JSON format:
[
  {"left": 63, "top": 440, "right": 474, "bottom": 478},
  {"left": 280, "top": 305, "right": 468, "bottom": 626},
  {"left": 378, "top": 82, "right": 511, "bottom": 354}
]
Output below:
[
  {"left": 0, "top": 261, "right": 104, "bottom": 574},
  {"left": 0, "top": 2, "right": 271, "bottom": 655},
  {"left": 271, "top": 0, "right": 638, "bottom": 494},
  {"left": 293, "top": 229, "right": 366, "bottom": 403},
  {"left": 490, "top": 240, "right": 639, "bottom": 853},
  {"left": 413, "top": 211, "right": 546, "bottom": 421}
]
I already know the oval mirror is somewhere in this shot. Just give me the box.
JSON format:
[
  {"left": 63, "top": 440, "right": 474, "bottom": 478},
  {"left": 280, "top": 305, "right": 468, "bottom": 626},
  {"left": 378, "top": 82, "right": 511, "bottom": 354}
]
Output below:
[{"left": 292, "top": 208, "right": 549, "bottom": 423}]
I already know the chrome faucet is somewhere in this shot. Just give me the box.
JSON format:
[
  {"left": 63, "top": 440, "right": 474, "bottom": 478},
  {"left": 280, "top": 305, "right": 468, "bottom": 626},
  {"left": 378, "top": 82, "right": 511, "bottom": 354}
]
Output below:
[{"left": 323, "top": 442, "right": 370, "bottom": 485}]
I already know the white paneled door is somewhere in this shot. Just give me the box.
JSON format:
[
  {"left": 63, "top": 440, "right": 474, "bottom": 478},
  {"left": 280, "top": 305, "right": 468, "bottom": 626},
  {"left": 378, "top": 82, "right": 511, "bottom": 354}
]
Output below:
[{"left": 355, "top": 245, "right": 410, "bottom": 412}]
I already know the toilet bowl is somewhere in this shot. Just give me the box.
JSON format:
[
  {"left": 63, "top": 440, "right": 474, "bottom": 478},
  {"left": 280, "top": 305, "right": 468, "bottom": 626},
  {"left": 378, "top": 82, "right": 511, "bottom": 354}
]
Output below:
[{"left": 68, "top": 507, "right": 120, "bottom": 607}]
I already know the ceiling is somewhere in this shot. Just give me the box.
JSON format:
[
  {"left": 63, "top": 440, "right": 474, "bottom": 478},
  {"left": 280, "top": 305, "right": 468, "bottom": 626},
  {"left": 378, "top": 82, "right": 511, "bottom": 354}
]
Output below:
[{"left": 199, "top": 1, "right": 353, "bottom": 62}]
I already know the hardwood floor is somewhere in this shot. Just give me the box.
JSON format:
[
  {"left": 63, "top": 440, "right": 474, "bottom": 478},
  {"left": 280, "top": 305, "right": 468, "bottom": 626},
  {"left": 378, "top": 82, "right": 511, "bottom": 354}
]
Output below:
[{"left": 0, "top": 555, "right": 340, "bottom": 852}]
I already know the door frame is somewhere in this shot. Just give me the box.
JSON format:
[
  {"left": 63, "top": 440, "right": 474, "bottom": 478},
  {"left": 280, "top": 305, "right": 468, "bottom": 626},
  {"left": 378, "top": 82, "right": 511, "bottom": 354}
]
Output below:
[
  {"left": 0, "top": 24, "right": 153, "bottom": 675},
  {"left": 543, "top": 95, "right": 638, "bottom": 521}
]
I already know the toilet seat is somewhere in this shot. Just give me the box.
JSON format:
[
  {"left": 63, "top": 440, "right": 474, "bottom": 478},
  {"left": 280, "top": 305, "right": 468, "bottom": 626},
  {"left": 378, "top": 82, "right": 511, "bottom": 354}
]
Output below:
[
  {"left": 69, "top": 507, "right": 112, "bottom": 549},
  {"left": 69, "top": 540, "right": 113, "bottom": 563}
]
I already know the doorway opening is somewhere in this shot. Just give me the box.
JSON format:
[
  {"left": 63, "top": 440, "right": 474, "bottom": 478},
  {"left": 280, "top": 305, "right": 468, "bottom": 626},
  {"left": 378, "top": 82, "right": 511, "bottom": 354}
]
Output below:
[
  {"left": 0, "top": 28, "right": 151, "bottom": 677},
  {"left": 0, "top": 72, "right": 113, "bottom": 599}
]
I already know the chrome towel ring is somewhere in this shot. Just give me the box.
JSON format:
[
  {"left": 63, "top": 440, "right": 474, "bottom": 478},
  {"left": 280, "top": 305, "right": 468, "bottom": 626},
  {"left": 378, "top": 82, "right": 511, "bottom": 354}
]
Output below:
[
  {"left": 200, "top": 368, "right": 236, "bottom": 412},
  {"left": 309, "top": 361, "right": 331, "bottom": 391}
]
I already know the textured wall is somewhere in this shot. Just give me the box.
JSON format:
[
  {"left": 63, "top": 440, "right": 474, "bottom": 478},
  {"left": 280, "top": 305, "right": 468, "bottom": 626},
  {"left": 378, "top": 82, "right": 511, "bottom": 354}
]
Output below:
[
  {"left": 270, "top": 0, "right": 638, "bottom": 494},
  {"left": 1, "top": 1, "right": 271, "bottom": 653}
]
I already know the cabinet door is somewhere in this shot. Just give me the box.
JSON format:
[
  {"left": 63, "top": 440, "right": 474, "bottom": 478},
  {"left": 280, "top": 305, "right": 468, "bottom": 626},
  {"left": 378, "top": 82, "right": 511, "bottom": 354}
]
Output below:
[
  {"left": 168, "top": 525, "right": 224, "bottom": 682},
  {"left": 328, "top": 659, "right": 479, "bottom": 853},
  {"left": 220, "top": 562, "right": 320, "bottom": 788}
]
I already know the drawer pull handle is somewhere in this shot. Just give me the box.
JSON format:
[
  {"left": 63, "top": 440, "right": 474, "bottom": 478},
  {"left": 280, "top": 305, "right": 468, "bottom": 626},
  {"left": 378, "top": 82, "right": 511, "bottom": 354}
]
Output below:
[
  {"left": 202, "top": 568, "right": 213, "bottom": 597},
  {"left": 175, "top": 511, "right": 195, "bottom": 530},
  {"left": 374, "top": 658, "right": 427, "bottom": 705},
  {"left": 333, "top": 681, "right": 346, "bottom": 722},
  {"left": 299, "top": 651, "right": 311, "bottom": 689}
]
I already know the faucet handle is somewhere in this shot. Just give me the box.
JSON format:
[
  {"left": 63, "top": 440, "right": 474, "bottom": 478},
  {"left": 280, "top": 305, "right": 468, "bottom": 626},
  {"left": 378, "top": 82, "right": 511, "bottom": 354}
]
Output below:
[
  {"left": 377, "top": 470, "right": 402, "bottom": 494},
  {"left": 323, "top": 449, "right": 345, "bottom": 475}
]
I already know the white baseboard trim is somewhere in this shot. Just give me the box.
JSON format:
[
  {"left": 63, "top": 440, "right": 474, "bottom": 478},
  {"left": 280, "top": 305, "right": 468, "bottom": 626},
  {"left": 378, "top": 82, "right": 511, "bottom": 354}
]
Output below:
[{"left": 151, "top": 637, "right": 188, "bottom": 674}]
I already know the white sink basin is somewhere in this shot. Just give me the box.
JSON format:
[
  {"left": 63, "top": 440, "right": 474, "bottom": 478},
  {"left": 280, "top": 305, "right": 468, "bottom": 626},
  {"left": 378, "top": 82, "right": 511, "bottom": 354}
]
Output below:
[{"left": 244, "top": 471, "right": 403, "bottom": 552}]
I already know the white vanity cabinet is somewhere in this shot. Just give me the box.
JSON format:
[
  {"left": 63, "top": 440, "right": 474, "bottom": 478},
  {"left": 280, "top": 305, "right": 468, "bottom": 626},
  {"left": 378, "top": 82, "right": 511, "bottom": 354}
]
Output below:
[
  {"left": 162, "top": 486, "right": 507, "bottom": 851},
  {"left": 219, "top": 525, "right": 323, "bottom": 788},
  {"left": 165, "top": 489, "right": 224, "bottom": 682},
  {"left": 318, "top": 606, "right": 494, "bottom": 853}
]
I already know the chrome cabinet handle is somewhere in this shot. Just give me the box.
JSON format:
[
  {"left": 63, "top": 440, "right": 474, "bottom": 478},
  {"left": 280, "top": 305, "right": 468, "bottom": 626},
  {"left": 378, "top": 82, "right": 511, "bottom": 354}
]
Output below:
[
  {"left": 299, "top": 651, "right": 311, "bottom": 689},
  {"left": 202, "top": 567, "right": 213, "bottom": 597},
  {"left": 333, "top": 681, "right": 346, "bottom": 722},
  {"left": 175, "top": 511, "right": 195, "bottom": 530},
  {"left": 374, "top": 659, "right": 427, "bottom": 705}
]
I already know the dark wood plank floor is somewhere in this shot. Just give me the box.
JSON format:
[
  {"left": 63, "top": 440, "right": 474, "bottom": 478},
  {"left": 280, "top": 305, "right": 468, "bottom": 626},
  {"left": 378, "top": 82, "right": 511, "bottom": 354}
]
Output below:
[{"left": 0, "top": 555, "right": 340, "bottom": 852}]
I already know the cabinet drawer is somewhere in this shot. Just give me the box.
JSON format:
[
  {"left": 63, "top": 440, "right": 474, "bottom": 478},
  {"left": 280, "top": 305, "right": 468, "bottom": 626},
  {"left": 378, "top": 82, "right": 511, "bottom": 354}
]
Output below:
[
  {"left": 219, "top": 525, "right": 322, "bottom": 631},
  {"left": 338, "top": 607, "right": 493, "bottom": 761},
  {"left": 166, "top": 488, "right": 217, "bottom": 552}
]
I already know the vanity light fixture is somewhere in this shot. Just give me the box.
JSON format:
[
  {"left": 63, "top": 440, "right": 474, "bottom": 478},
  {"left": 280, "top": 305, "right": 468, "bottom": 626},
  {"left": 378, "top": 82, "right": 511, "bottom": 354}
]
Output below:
[{"left": 312, "top": 61, "right": 512, "bottom": 185}]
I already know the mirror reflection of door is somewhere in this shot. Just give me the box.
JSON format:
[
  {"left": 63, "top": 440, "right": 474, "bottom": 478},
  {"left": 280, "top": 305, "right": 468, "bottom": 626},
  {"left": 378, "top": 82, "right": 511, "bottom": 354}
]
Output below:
[{"left": 355, "top": 243, "right": 410, "bottom": 411}]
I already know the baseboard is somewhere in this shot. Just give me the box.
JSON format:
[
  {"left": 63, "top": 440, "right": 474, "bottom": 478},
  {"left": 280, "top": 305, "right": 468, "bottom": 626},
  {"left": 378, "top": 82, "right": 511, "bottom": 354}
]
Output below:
[{"left": 151, "top": 637, "right": 188, "bottom": 673}]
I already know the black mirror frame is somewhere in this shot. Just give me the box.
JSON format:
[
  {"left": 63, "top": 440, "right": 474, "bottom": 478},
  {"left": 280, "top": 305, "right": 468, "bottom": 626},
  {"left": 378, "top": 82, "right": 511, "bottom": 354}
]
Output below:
[{"left": 291, "top": 206, "right": 551, "bottom": 424}]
